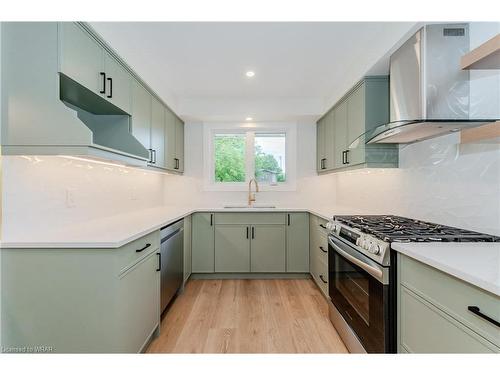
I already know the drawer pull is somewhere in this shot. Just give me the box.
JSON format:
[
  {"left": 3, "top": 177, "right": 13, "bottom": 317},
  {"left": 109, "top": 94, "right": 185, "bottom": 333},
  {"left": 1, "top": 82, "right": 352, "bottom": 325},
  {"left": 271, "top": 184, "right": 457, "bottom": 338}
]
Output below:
[
  {"left": 319, "top": 246, "right": 327, "bottom": 253},
  {"left": 468, "top": 306, "right": 500, "bottom": 328},
  {"left": 319, "top": 274, "right": 327, "bottom": 284},
  {"left": 136, "top": 243, "right": 151, "bottom": 253}
]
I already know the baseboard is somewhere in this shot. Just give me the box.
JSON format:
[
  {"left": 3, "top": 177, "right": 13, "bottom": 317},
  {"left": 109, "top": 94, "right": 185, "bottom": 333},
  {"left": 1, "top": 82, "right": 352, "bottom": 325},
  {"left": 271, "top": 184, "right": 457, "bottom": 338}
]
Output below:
[{"left": 190, "top": 273, "right": 311, "bottom": 280}]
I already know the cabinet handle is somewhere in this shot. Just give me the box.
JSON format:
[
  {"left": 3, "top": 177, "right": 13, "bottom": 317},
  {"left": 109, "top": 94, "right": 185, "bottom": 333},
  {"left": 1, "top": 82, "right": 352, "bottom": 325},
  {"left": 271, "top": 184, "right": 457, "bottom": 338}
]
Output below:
[
  {"left": 136, "top": 243, "right": 151, "bottom": 253},
  {"left": 246, "top": 226, "right": 249, "bottom": 239},
  {"left": 321, "top": 158, "right": 326, "bottom": 170},
  {"left": 345, "top": 150, "right": 349, "bottom": 164},
  {"left": 99, "top": 72, "right": 106, "bottom": 94},
  {"left": 468, "top": 306, "right": 500, "bottom": 327},
  {"left": 319, "top": 246, "right": 327, "bottom": 253},
  {"left": 251, "top": 226, "right": 255, "bottom": 239},
  {"left": 287, "top": 214, "right": 290, "bottom": 226},
  {"left": 156, "top": 252, "right": 161, "bottom": 272},
  {"left": 210, "top": 213, "right": 213, "bottom": 226},
  {"left": 148, "top": 149, "right": 154, "bottom": 164},
  {"left": 342, "top": 151, "right": 346, "bottom": 164},
  {"left": 174, "top": 158, "right": 179, "bottom": 169},
  {"left": 152, "top": 149, "right": 157, "bottom": 164},
  {"left": 319, "top": 275, "right": 328, "bottom": 284},
  {"left": 319, "top": 224, "right": 327, "bottom": 229},
  {"left": 107, "top": 77, "right": 113, "bottom": 98}
]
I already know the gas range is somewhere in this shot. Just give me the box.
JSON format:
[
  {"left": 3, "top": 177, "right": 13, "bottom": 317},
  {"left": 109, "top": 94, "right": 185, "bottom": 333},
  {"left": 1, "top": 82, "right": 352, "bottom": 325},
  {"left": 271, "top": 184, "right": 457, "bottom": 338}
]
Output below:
[
  {"left": 326, "top": 215, "right": 500, "bottom": 267},
  {"left": 326, "top": 215, "right": 499, "bottom": 353}
]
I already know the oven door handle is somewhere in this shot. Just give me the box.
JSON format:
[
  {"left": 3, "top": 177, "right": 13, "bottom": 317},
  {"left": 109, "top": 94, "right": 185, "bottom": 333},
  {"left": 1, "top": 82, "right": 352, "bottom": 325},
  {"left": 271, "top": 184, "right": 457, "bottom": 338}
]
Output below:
[{"left": 329, "top": 236, "right": 386, "bottom": 283}]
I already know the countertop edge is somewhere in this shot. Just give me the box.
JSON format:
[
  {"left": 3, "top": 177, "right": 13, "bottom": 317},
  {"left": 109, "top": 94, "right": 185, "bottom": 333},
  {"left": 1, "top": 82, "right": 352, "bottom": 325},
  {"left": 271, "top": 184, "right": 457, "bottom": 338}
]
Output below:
[
  {"left": 392, "top": 243, "right": 500, "bottom": 297},
  {"left": 1, "top": 208, "right": 331, "bottom": 249}
]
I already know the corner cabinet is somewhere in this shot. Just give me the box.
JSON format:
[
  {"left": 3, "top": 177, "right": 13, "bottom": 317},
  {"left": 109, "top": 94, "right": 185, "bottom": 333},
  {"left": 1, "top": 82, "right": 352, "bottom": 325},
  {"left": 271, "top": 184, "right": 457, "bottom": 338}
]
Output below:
[
  {"left": 1, "top": 231, "right": 161, "bottom": 353},
  {"left": 317, "top": 76, "right": 398, "bottom": 173}
]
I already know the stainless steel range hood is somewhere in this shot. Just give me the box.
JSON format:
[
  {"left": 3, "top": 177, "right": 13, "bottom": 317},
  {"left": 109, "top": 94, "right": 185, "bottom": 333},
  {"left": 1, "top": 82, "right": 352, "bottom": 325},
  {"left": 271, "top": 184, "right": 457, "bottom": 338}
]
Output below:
[{"left": 351, "top": 23, "right": 499, "bottom": 147}]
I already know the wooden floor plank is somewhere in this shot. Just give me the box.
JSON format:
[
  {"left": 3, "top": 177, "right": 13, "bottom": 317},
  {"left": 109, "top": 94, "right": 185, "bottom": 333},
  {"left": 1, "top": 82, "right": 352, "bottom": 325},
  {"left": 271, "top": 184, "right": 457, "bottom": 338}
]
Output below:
[{"left": 147, "top": 278, "right": 348, "bottom": 353}]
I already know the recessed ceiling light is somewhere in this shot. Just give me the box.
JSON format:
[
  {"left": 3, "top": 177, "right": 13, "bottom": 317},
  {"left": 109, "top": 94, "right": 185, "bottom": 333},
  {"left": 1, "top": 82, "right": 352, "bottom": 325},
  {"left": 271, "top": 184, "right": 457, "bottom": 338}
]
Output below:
[
  {"left": 245, "top": 71, "right": 255, "bottom": 78},
  {"left": 246, "top": 117, "right": 253, "bottom": 121}
]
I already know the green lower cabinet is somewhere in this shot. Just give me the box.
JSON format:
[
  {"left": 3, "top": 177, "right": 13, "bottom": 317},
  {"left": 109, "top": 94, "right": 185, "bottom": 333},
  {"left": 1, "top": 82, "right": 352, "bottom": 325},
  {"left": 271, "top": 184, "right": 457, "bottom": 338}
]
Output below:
[
  {"left": 1, "top": 231, "right": 161, "bottom": 353},
  {"left": 398, "top": 253, "right": 500, "bottom": 353},
  {"left": 116, "top": 252, "right": 160, "bottom": 353},
  {"left": 286, "top": 213, "right": 310, "bottom": 272},
  {"left": 191, "top": 213, "right": 215, "bottom": 273},
  {"left": 250, "top": 225, "right": 286, "bottom": 272},
  {"left": 399, "top": 287, "right": 497, "bottom": 353},
  {"left": 215, "top": 225, "right": 251, "bottom": 272}
]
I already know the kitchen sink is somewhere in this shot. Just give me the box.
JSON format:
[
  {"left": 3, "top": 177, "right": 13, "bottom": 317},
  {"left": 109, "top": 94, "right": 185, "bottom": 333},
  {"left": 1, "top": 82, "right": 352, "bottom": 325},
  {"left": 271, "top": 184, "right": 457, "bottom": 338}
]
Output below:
[{"left": 223, "top": 205, "right": 277, "bottom": 209}]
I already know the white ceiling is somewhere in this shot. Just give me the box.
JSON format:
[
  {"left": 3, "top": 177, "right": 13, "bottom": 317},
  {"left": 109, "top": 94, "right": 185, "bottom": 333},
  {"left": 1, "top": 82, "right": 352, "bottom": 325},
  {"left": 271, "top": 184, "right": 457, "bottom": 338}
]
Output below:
[{"left": 90, "top": 22, "right": 417, "bottom": 122}]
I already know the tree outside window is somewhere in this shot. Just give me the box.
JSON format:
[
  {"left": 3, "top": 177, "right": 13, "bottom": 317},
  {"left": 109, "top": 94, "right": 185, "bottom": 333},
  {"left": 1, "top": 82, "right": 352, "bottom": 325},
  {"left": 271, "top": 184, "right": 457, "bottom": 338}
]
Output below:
[{"left": 214, "top": 132, "right": 286, "bottom": 184}]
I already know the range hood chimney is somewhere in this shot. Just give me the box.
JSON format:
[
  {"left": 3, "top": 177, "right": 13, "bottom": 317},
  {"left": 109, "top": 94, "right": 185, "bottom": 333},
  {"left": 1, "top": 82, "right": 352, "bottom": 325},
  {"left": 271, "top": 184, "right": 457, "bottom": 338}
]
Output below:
[{"left": 355, "top": 23, "right": 499, "bottom": 146}]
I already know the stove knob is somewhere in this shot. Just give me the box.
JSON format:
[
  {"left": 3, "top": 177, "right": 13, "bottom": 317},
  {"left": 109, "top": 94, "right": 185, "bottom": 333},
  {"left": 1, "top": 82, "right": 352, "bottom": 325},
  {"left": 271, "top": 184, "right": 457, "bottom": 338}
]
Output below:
[{"left": 368, "top": 243, "right": 381, "bottom": 255}]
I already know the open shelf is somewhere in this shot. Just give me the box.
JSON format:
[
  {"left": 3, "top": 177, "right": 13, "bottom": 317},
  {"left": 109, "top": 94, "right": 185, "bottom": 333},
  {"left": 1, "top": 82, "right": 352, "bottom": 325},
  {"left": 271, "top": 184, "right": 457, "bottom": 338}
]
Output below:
[
  {"left": 460, "top": 121, "right": 500, "bottom": 144},
  {"left": 461, "top": 34, "right": 500, "bottom": 70}
]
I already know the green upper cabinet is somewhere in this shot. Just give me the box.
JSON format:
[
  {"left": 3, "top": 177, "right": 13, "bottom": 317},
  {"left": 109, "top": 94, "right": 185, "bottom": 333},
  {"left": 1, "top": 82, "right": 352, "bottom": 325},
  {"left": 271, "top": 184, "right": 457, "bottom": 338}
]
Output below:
[
  {"left": 164, "top": 108, "right": 177, "bottom": 170},
  {"left": 325, "top": 110, "right": 336, "bottom": 171},
  {"left": 59, "top": 23, "right": 104, "bottom": 94},
  {"left": 59, "top": 23, "right": 132, "bottom": 115},
  {"left": 286, "top": 213, "right": 310, "bottom": 272},
  {"left": 192, "top": 213, "right": 215, "bottom": 273},
  {"left": 150, "top": 97, "right": 166, "bottom": 168},
  {"left": 175, "top": 116, "right": 185, "bottom": 173},
  {"left": 333, "top": 99, "right": 348, "bottom": 169},
  {"left": 317, "top": 116, "right": 326, "bottom": 171},
  {"left": 347, "top": 83, "right": 366, "bottom": 166},
  {"left": 131, "top": 79, "right": 152, "bottom": 152},
  {"left": 103, "top": 52, "right": 132, "bottom": 114},
  {"left": 316, "top": 76, "right": 398, "bottom": 173},
  {"left": 164, "top": 108, "right": 185, "bottom": 173}
]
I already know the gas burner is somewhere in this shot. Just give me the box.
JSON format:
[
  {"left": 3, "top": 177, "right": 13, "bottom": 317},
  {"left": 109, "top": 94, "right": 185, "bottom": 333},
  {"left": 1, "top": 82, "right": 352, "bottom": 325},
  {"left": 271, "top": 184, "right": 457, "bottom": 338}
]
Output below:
[{"left": 334, "top": 215, "right": 500, "bottom": 243}]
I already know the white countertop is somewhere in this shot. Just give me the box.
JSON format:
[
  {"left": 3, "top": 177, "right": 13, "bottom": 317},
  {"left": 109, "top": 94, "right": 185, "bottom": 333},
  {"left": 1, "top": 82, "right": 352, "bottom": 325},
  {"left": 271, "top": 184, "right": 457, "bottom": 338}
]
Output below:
[
  {"left": 1, "top": 205, "right": 360, "bottom": 249},
  {"left": 392, "top": 242, "right": 500, "bottom": 296}
]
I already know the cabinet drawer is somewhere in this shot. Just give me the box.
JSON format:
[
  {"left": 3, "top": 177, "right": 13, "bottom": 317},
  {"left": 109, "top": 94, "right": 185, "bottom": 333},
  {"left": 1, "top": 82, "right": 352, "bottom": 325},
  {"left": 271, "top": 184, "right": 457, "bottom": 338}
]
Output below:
[
  {"left": 400, "top": 286, "right": 497, "bottom": 353},
  {"left": 400, "top": 254, "right": 500, "bottom": 347},
  {"left": 115, "top": 230, "right": 160, "bottom": 273},
  {"left": 311, "top": 255, "right": 329, "bottom": 297},
  {"left": 311, "top": 230, "right": 328, "bottom": 264},
  {"left": 311, "top": 215, "right": 329, "bottom": 235},
  {"left": 214, "top": 212, "right": 285, "bottom": 225}
]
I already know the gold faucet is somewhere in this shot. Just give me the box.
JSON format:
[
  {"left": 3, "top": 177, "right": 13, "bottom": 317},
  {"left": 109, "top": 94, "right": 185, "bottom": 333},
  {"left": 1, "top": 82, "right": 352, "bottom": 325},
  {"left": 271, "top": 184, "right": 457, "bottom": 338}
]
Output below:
[{"left": 248, "top": 178, "right": 260, "bottom": 206}]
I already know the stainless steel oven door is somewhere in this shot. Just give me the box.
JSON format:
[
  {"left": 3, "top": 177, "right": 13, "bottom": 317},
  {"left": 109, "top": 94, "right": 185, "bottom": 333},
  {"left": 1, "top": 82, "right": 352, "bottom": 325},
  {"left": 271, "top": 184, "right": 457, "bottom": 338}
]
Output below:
[{"left": 328, "top": 234, "right": 390, "bottom": 353}]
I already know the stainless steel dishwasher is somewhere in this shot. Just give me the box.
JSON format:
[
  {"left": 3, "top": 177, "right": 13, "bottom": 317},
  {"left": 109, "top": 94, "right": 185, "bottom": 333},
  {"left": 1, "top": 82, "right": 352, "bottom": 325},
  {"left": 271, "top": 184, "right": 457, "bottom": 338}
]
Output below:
[{"left": 160, "top": 219, "right": 184, "bottom": 313}]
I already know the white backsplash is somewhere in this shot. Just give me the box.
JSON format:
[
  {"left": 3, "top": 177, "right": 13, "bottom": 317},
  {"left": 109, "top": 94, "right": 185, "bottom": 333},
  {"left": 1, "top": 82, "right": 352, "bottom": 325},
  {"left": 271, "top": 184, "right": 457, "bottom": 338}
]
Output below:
[
  {"left": 334, "top": 134, "right": 500, "bottom": 235},
  {"left": 2, "top": 129, "right": 499, "bottom": 238},
  {"left": 1, "top": 156, "right": 167, "bottom": 238}
]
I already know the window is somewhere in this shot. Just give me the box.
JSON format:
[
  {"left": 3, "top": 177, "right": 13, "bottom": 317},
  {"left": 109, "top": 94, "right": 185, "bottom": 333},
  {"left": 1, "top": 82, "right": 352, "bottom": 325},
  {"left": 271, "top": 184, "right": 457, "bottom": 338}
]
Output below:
[
  {"left": 214, "top": 134, "right": 246, "bottom": 182},
  {"left": 255, "top": 133, "right": 286, "bottom": 184},
  {"left": 205, "top": 123, "right": 296, "bottom": 191}
]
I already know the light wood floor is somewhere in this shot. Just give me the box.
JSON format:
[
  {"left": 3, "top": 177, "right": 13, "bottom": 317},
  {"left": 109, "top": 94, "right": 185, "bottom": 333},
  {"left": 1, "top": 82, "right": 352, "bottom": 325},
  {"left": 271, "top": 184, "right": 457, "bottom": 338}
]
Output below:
[{"left": 147, "top": 278, "right": 348, "bottom": 353}]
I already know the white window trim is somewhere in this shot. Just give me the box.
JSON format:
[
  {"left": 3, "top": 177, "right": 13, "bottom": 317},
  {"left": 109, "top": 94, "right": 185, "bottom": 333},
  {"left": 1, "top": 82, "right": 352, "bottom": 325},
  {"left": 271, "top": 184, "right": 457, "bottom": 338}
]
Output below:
[{"left": 203, "top": 122, "right": 297, "bottom": 192}]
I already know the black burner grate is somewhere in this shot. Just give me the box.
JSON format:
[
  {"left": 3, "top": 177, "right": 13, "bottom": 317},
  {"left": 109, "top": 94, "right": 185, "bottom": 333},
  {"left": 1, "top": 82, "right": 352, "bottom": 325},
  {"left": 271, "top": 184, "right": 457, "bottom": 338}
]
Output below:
[{"left": 334, "top": 215, "right": 500, "bottom": 243}]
